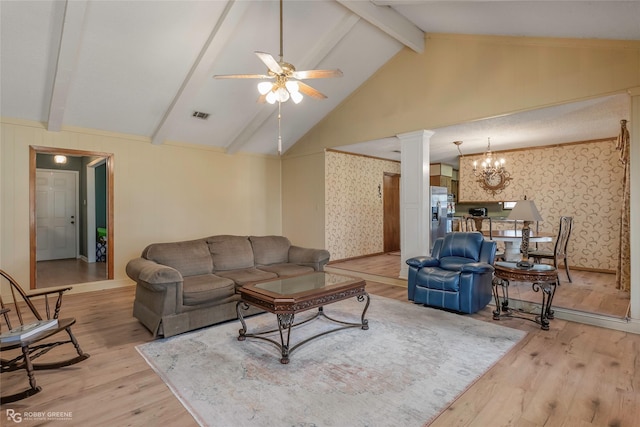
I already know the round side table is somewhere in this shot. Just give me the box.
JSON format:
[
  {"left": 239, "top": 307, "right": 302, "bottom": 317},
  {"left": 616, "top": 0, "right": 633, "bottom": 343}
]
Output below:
[{"left": 492, "top": 261, "right": 559, "bottom": 330}]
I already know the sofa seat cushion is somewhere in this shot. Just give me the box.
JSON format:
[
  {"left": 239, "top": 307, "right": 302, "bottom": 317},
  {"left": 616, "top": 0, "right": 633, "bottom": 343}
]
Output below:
[
  {"left": 257, "top": 263, "right": 314, "bottom": 278},
  {"left": 415, "top": 267, "right": 460, "bottom": 292},
  {"left": 182, "top": 274, "right": 236, "bottom": 306},
  {"left": 143, "top": 239, "right": 213, "bottom": 277},
  {"left": 439, "top": 257, "right": 474, "bottom": 272},
  {"left": 215, "top": 268, "right": 278, "bottom": 288},
  {"left": 207, "top": 235, "right": 254, "bottom": 271},
  {"left": 250, "top": 236, "right": 290, "bottom": 265}
]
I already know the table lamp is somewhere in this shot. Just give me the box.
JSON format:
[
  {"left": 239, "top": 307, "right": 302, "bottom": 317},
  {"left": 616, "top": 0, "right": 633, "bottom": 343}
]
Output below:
[{"left": 507, "top": 198, "right": 543, "bottom": 269}]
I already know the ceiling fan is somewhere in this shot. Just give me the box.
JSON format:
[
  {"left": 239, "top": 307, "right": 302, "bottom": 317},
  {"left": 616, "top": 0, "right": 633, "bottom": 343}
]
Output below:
[{"left": 213, "top": 0, "right": 343, "bottom": 104}]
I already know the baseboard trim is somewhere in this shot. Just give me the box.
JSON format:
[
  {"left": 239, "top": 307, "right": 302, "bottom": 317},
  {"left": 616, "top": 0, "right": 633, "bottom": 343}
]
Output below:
[{"left": 491, "top": 299, "right": 640, "bottom": 334}]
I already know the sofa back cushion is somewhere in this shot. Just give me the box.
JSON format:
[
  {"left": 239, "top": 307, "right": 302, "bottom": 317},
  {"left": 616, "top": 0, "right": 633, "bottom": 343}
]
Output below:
[
  {"left": 207, "top": 235, "right": 254, "bottom": 271},
  {"left": 142, "top": 239, "right": 212, "bottom": 277},
  {"left": 438, "top": 232, "right": 483, "bottom": 261},
  {"left": 250, "top": 236, "right": 291, "bottom": 265}
]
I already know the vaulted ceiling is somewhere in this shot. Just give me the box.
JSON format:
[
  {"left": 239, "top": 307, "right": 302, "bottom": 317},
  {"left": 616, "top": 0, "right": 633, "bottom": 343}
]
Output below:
[{"left": 1, "top": 1, "right": 638, "bottom": 165}]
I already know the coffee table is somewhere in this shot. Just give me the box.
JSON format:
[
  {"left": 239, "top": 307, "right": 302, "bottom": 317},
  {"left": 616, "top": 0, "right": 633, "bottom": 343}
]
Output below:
[{"left": 236, "top": 272, "right": 369, "bottom": 364}]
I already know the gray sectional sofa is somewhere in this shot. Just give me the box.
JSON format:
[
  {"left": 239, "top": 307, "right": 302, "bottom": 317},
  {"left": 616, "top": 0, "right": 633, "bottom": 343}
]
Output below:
[{"left": 126, "top": 235, "right": 330, "bottom": 338}]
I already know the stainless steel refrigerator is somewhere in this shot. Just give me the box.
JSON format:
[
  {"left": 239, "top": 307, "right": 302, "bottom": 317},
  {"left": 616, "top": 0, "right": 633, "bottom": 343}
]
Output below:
[{"left": 430, "top": 186, "right": 450, "bottom": 252}]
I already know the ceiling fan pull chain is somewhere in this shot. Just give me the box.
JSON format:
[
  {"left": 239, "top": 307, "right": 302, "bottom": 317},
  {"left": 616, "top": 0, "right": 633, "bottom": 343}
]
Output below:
[{"left": 278, "top": 101, "right": 282, "bottom": 155}]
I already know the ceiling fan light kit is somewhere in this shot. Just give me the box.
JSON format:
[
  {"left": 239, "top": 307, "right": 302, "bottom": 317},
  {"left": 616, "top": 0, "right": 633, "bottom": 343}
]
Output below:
[{"left": 213, "top": 0, "right": 342, "bottom": 155}]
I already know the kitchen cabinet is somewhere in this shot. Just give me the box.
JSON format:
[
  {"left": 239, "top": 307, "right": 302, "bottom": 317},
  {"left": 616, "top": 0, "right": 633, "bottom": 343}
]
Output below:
[
  {"left": 429, "top": 163, "right": 458, "bottom": 199},
  {"left": 430, "top": 175, "right": 452, "bottom": 191}
]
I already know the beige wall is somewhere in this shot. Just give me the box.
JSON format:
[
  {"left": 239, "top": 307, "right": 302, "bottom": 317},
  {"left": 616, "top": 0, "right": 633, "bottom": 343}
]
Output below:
[
  {"left": 281, "top": 151, "right": 325, "bottom": 250},
  {"left": 325, "top": 151, "right": 401, "bottom": 260},
  {"left": 287, "top": 34, "right": 640, "bottom": 157},
  {"left": 459, "top": 139, "right": 623, "bottom": 271},
  {"left": 0, "top": 119, "right": 282, "bottom": 288}
]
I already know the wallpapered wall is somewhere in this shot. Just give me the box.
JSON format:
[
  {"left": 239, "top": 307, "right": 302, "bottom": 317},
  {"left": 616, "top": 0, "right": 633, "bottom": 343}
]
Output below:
[
  {"left": 325, "top": 151, "right": 401, "bottom": 260},
  {"left": 459, "top": 139, "right": 624, "bottom": 271}
]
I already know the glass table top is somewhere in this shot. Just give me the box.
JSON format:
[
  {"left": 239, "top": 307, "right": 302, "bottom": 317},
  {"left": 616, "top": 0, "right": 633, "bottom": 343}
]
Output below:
[{"left": 254, "top": 272, "right": 357, "bottom": 295}]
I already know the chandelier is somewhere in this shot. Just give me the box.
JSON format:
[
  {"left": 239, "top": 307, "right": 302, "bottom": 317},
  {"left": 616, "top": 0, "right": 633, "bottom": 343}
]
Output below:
[{"left": 472, "top": 138, "right": 512, "bottom": 194}]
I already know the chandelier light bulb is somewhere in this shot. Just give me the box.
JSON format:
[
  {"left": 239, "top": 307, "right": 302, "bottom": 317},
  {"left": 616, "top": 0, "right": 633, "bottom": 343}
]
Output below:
[
  {"left": 277, "top": 87, "right": 289, "bottom": 102},
  {"left": 257, "top": 81, "right": 273, "bottom": 95}
]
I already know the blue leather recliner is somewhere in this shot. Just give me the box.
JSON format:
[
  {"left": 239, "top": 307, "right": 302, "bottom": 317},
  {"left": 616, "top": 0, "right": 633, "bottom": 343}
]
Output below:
[{"left": 406, "top": 232, "right": 497, "bottom": 314}]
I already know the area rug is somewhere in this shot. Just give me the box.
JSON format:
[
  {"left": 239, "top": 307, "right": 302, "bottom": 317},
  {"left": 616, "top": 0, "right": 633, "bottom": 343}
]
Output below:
[{"left": 136, "top": 295, "right": 526, "bottom": 427}]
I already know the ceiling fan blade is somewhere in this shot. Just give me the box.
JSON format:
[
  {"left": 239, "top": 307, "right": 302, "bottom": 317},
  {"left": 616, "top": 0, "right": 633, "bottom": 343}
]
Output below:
[
  {"left": 255, "top": 51, "right": 283, "bottom": 74},
  {"left": 292, "top": 69, "right": 343, "bottom": 80},
  {"left": 298, "top": 82, "right": 327, "bottom": 99},
  {"left": 257, "top": 93, "right": 268, "bottom": 104},
  {"left": 213, "top": 74, "right": 272, "bottom": 79}
]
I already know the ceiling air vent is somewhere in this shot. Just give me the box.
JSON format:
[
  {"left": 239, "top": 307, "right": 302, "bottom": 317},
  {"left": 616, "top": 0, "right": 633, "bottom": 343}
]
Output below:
[{"left": 192, "top": 111, "right": 210, "bottom": 120}]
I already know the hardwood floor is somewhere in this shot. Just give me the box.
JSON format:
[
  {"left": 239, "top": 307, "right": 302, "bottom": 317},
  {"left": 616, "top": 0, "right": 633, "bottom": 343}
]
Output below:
[
  {"left": 329, "top": 253, "right": 630, "bottom": 318},
  {"left": 36, "top": 259, "right": 107, "bottom": 288},
  {"left": 1, "top": 270, "right": 638, "bottom": 426}
]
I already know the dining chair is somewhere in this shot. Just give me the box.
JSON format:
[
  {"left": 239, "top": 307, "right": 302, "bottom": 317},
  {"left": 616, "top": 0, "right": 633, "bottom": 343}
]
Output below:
[
  {"left": 463, "top": 215, "right": 493, "bottom": 236},
  {"left": 529, "top": 216, "right": 573, "bottom": 283},
  {"left": 0, "top": 269, "right": 90, "bottom": 403}
]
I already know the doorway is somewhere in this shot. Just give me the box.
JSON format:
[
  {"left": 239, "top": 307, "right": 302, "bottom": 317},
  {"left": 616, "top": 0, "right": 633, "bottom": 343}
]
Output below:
[
  {"left": 383, "top": 173, "right": 400, "bottom": 253},
  {"left": 29, "top": 146, "right": 114, "bottom": 289}
]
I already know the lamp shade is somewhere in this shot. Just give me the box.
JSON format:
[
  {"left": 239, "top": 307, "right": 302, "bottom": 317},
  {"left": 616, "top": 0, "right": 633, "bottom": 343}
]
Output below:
[
  {"left": 290, "top": 91, "right": 303, "bottom": 104},
  {"left": 507, "top": 200, "right": 543, "bottom": 222},
  {"left": 257, "top": 81, "right": 273, "bottom": 95}
]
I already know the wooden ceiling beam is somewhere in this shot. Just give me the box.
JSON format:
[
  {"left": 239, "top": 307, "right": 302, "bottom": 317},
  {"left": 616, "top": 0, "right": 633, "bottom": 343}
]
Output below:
[
  {"left": 337, "top": 0, "right": 424, "bottom": 53},
  {"left": 47, "top": 0, "right": 88, "bottom": 132}
]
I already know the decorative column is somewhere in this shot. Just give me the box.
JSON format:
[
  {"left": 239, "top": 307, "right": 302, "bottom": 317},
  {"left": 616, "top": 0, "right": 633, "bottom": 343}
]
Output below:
[
  {"left": 398, "top": 130, "right": 434, "bottom": 278},
  {"left": 628, "top": 87, "right": 640, "bottom": 320}
]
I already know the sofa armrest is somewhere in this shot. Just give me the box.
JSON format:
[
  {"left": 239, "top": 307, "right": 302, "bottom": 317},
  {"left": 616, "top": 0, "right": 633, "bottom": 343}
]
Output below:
[
  {"left": 461, "top": 262, "right": 495, "bottom": 274},
  {"left": 126, "top": 257, "right": 183, "bottom": 288},
  {"left": 288, "top": 246, "right": 331, "bottom": 271},
  {"left": 406, "top": 256, "right": 439, "bottom": 269}
]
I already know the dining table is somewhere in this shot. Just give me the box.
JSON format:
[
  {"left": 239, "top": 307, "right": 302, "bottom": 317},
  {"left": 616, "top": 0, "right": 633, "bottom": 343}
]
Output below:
[{"left": 482, "top": 229, "right": 554, "bottom": 262}]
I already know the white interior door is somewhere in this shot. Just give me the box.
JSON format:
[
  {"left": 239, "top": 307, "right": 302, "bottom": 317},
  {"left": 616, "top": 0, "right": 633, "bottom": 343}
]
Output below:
[{"left": 36, "top": 169, "right": 78, "bottom": 261}]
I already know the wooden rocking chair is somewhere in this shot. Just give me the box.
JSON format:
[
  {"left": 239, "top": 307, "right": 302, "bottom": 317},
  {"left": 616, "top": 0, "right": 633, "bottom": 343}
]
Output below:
[{"left": 0, "top": 269, "right": 89, "bottom": 404}]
